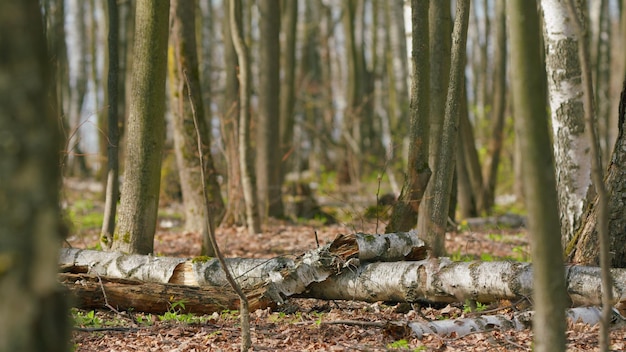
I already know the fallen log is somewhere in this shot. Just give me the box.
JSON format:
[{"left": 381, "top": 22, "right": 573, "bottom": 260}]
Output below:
[
  {"left": 61, "top": 273, "right": 272, "bottom": 314},
  {"left": 60, "top": 248, "right": 626, "bottom": 310},
  {"left": 320, "top": 307, "right": 602, "bottom": 339}
]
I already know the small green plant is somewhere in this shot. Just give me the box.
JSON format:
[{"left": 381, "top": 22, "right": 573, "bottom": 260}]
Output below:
[
  {"left": 134, "top": 314, "right": 154, "bottom": 326},
  {"left": 311, "top": 311, "right": 324, "bottom": 326},
  {"left": 72, "top": 309, "right": 103, "bottom": 328},
  {"left": 220, "top": 309, "right": 239, "bottom": 321},
  {"left": 157, "top": 299, "right": 207, "bottom": 324},
  {"left": 463, "top": 300, "right": 487, "bottom": 314},
  {"left": 388, "top": 339, "right": 426, "bottom": 351},
  {"left": 387, "top": 339, "right": 410, "bottom": 350}
]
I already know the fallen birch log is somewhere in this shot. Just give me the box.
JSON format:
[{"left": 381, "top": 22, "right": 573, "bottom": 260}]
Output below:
[
  {"left": 322, "top": 306, "right": 602, "bottom": 339},
  {"left": 60, "top": 248, "right": 626, "bottom": 310}
]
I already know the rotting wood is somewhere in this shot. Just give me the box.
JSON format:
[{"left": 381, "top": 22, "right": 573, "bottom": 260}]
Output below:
[{"left": 60, "top": 273, "right": 272, "bottom": 314}]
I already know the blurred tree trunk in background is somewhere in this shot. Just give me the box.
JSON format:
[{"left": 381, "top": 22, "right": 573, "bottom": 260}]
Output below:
[
  {"left": 509, "top": 0, "right": 567, "bottom": 350},
  {"left": 169, "top": 0, "right": 225, "bottom": 256},
  {"left": 66, "top": 0, "right": 90, "bottom": 177},
  {"left": 91, "top": 0, "right": 107, "bottom": 178},
  {"left": 112, "top": 0, "right": 170, "bottom": 254},
  {"left": 339, "top": 0, "right": 375, "bottom": 186},
  {"left": 457, "top": 84, "right": 480, "bottom": 218},
  {"left": 480, "top": 0, "right": 507, "bottom": 213},
  {"left": 100, "top": 0, "right": 121, "bottom": 248},
  {"left": 386, "top": 0, "right": 431, "bottom": 234},
  {"left": 220, "top": 0, "right": 246, "bottom": 226},
  {"left": 0, "top": 2, "right": 69, "bottom": 350},
  {"left": 418, "top": 0, "right": 470, "bottom": 257},
  {"left": 230, "top": 0, "right": 262, "bottom": 235},
  {"left": 42, "top": 0, "right": 70, "bottom": 170},
  {"left": 590, "top": 0, "right": 612, "bottom": 166},
  {"left": 541, "top": 0, "right": 593, "bottom": 247},
  {"left": 257, "top": 0, "right": 284, "bottom": 219},
  {"left": 279, "top": 0, "right": 298, "bottom": 182},
  {"left": 197, "top": 0, "right": 214, "bottom": 133}
]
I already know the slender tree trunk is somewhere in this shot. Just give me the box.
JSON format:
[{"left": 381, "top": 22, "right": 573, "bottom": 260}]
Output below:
[
  {"left": 481, "top": 0, "right": 507, "bottom": 213},
  {"left": 112, "top": 0, "right": 170, "bottom": 254},
  {"left": 457, "top": 84, "right": 479, "bottom": 218},
  {"left": 169, "top": 0, "right": 225, "bottom": 256},
  {"left": 43, "top": 0, "right": 70, "bottom": 172},
  {"left": 541, "top": 0, "right": 593, "bottom": 246},
  {"left": 417, "top": 0, "right": 451, "bottom": 237},
  {"left": 220, "top": 1, "right": 246, "bottom": 227},
  {"left": 0, "top": 2, "right": 69, "bottom": 349},
  {"left": 279, "top": 0, "right": 297, "bottom": 183},
  {"left": 230, "top": 0, "right": 261, "bottom": 235},
  {"left": 419, "top": 0, "right": 470, "bottom": 257},
  {"left": 386, "top": 0, "right": 431, "bottom": 234},
  {"left": 257, "top": 0, "right": 283, "bottom": 219},
  {"left": 100, "top": 0, "right": 120, "bottom": 248},
  {"left": 509, "top": 1, "right": 567, "bottom": 350},
  {"left": 66, "top": 0, "right": 90, "bottom": 177}
]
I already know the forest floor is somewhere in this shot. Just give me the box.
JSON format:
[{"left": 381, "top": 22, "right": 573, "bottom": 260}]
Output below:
[{"left": 65, "top": 180, "right": 626, "bottom": 351}]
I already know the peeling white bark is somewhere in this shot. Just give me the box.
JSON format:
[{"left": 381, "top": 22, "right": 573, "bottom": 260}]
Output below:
[
  {"left": 60, "top": 248, "right": 626, "bottom": 308},
  {"left": 407, "top": 306, "right": 602, "bottom": 339},
  {"left": 541, "top": 0, "right": 593, "bottom": 245}
]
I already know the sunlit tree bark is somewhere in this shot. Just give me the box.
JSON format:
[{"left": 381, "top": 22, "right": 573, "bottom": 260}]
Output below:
[
  {"left": 541, "top": 0, "right": 593, "bottom": 246},
  {"left": 112, "top": 0, "right": 170, "bottom": 254}
]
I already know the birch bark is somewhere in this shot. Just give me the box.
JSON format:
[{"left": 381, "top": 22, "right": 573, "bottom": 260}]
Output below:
[{"left": 541, "top": 0, "right": 593, "bottom": 245}]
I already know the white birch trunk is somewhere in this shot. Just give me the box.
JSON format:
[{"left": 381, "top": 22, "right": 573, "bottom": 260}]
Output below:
[
  {"left": 60, "top": 248, "right": 626, "bottom": 308},
  {"left": 406, "top": 306, "right": 602, "bottom": 339},
  {"left": 541, "top": 0, "right": 593, "bottom": 245}
]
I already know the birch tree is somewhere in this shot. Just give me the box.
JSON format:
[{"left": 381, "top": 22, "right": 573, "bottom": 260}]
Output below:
[
  {"left": 112, "top": 0, "right": 170, "bottom": 254},
  {"left": 0, "top": 1, "right": 69, "bottom": 349},
  {"left": 509, "top": 0, "right": 567, "bottom": 350},
  {"left": 541, "top": 0, "right": 593, "bottom": 246}
]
